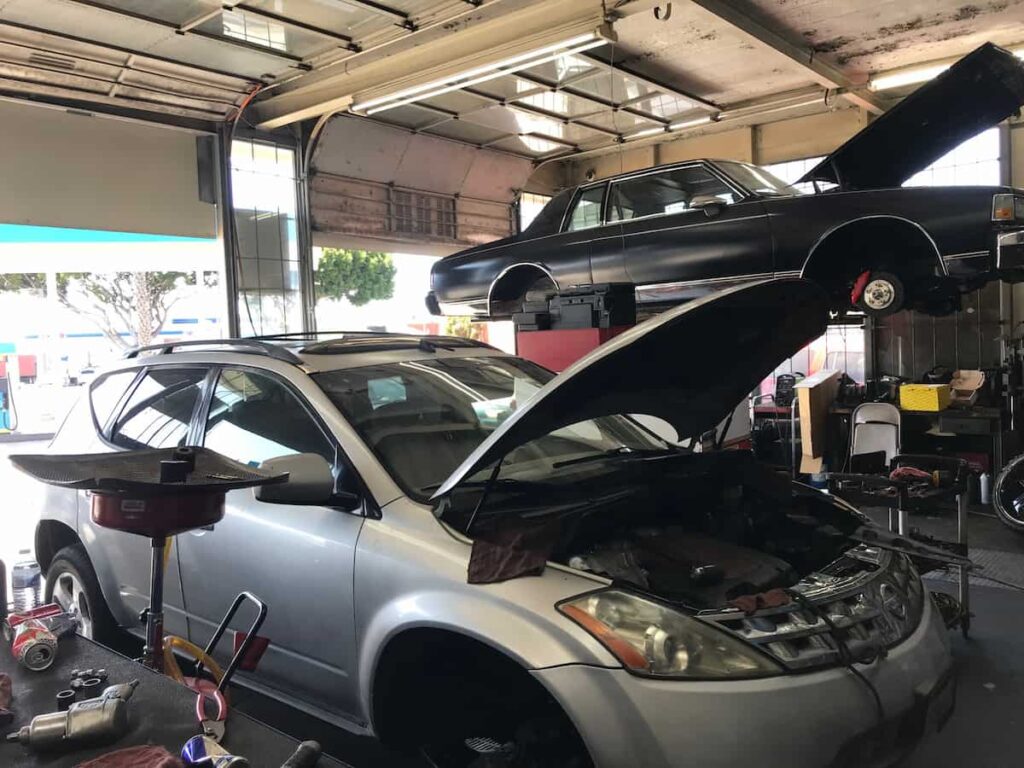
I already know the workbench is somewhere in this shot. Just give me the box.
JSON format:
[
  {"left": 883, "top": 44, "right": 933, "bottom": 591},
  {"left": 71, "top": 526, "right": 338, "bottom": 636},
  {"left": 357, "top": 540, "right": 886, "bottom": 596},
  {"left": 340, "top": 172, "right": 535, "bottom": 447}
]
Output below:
[{"left": 0, "top": 635, "right": 351, "bottom": 768}]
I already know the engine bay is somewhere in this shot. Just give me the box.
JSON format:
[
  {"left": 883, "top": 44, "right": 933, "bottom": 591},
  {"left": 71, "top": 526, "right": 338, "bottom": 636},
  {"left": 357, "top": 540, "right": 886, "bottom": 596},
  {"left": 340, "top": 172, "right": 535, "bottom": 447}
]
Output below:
[{"left": 549, "top": 451, "right": 865, "bottom": 610}]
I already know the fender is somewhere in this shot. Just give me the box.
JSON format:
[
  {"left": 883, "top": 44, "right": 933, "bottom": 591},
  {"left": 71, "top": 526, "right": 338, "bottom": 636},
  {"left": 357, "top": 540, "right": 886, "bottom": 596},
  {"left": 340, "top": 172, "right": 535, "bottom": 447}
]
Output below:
[
  {"left": 486, "top": 262, "right": 560, "bottom": 315},
  {"left": 800, "top": 215, "right": 947, "bottom": 278},
  {"left": 358, "top": 587, "right": 616, "bottom": 732}
]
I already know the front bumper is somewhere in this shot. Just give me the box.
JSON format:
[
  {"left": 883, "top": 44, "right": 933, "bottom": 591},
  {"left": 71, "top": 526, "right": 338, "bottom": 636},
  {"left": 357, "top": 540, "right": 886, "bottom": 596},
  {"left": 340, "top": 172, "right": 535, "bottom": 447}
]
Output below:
[{"left": 534, "top": 592, "right": 953, "bottom": 768}]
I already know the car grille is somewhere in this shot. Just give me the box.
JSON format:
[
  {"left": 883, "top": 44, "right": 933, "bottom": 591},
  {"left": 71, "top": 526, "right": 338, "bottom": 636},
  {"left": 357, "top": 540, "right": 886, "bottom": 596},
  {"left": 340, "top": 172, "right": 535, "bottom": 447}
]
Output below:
[{"left": 702, "top": 547, "right": 925, "bottom": 671}]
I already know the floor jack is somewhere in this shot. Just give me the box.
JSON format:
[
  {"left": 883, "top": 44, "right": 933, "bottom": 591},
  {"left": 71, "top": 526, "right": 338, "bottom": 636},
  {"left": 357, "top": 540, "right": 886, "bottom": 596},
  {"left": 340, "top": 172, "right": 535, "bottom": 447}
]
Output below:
[{"left": 12, "top": 447, "right": 323, "bottom": 767}]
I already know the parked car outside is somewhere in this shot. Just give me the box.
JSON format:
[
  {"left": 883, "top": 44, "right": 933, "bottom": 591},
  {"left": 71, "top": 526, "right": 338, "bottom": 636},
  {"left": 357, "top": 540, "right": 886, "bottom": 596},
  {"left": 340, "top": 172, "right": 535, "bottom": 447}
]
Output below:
[
  {"left": 427, "top": 43, "right": 1024, "bottom": 320},
  {"left": 30, "top": 280, "right": 955, "bottom": 767}
]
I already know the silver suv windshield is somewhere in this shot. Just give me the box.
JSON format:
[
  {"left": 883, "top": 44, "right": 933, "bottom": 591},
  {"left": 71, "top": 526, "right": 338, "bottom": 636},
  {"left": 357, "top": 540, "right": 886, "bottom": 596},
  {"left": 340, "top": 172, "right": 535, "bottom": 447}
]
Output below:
[
  {"left": 314, "top": 355, "right": 669, "bottom": 501},
  {"left": 716, "top": 161, "right": 804, "bottom": 197}
]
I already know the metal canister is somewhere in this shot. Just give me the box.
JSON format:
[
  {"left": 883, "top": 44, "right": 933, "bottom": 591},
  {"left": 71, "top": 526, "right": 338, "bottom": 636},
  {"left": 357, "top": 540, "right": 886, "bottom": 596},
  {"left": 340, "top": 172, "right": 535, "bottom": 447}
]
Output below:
[
  {"left": 11, "top": 619, "right": 58, "bottom": 671},
  {"left": 181, "top": 735, "right": 249, "bottom": 767}
]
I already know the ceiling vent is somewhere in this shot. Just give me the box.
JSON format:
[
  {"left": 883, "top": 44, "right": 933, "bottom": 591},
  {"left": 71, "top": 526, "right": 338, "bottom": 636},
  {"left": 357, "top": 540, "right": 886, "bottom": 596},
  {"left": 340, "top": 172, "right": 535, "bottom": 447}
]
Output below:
[{"left": 27, "top": 52, "right": 76, "bottom": 71}]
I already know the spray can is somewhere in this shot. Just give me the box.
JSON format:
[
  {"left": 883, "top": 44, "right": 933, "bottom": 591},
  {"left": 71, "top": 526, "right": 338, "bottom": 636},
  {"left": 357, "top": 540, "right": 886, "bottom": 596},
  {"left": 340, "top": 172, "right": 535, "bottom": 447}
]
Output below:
[
  {"left": 181, "top": 735, "right": 249, "bottom": 766},
  {"left": 11, "top": 553, "right": 41, "bottom": 613},
  {"left": 980, "top": 471, "right": 992, "bottom": 505},
  {"left": 10, "top": 619, "right": 58, "bottom": 671}
]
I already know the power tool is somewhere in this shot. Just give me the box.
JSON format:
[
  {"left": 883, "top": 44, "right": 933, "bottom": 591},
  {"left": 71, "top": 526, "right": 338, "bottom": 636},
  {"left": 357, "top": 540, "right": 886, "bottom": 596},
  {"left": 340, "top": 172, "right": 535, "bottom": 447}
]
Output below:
[{"left": 6, "top": 680, "right": 138, "bottom": 752}]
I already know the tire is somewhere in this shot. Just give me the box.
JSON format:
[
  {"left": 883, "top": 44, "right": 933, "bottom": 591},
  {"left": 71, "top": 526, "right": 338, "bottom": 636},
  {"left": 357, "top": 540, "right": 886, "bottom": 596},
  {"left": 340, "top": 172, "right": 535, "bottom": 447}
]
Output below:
[
  {"left": 856, "top": 271, "right": 905, "bottom": 317},
  {"left": 44, "top": 544, "right": 118, "bottom": 644},
  {"left": 994, "top": 454, "right": 1024, "bottom": 533},
  {"left": 393, "top": 639, "right": 592, "bottom": 768}
]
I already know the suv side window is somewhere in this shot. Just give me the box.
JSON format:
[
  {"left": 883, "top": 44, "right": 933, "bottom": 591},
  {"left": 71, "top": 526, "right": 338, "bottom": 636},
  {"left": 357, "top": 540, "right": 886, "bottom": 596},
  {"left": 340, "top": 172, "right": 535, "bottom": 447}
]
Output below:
[
  {"left": 609, "top": 166, "right": 739, "bottom": 222},
  {"left": 110, "top": 368, "right": 207, "bottom": 449},
  {"left": 203, "top": 369, "right": 335, "bottom": 467},
  {"left": 565, "top": 185, "right": 606, "bottom": 231},
  {"left": 90, "top": 370, "right": 138, "bottom": 433}
]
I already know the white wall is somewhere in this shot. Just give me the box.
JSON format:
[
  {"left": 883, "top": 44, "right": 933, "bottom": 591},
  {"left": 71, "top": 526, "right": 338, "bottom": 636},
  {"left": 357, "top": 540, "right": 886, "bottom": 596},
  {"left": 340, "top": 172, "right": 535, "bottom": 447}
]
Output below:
[{"left": 0, "top": 99, "right": 217, "bottom": 238}]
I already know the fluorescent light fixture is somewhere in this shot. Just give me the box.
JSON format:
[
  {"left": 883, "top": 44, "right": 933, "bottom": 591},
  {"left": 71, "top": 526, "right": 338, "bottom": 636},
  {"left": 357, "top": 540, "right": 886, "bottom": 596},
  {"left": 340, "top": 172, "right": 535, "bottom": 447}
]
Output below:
[
  {"left": 354, "top": 30, "right": 609, "bottom": 115},
  {"left": 668, "top": 115, "right": 713, "bottom": 131},
  {"left": 869, "top": 62, "right": 951, "bottom": 91},
  {"left": 623, "top": 126, "right": 666, "bottom": 141}
]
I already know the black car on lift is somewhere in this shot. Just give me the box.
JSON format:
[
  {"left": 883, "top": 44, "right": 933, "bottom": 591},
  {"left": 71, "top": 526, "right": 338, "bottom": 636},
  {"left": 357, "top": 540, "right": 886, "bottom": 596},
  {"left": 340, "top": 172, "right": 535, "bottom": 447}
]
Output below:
[{"left": 427, "top": 43, "right": 1024, "bottom": 320}]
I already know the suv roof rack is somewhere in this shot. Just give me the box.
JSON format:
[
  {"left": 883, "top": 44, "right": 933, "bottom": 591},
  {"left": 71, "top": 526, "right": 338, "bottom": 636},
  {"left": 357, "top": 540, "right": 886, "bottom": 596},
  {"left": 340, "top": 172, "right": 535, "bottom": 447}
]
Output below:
[
  {"left": 300, "top": 335, "right": 494, "bottom": 355},
  {"left": 123, "top": 339, "right": 305, "bottom": 366}
]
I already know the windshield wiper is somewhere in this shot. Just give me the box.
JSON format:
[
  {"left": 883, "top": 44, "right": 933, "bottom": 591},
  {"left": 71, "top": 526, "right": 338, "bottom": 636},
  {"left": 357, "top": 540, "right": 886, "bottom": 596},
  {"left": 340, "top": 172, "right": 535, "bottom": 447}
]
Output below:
[{"left": 551, "top": 446, "right": 672, "bottom": 469}]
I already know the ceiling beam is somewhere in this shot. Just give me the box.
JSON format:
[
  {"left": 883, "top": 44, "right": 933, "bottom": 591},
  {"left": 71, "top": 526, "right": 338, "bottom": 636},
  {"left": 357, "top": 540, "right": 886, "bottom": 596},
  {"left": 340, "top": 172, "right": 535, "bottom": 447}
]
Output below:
[
  {"left": 687, "top": 0, "right": 888, "bottom": 114},
  {"left": 512, "top": 70, "right": 670, "bottom": 125}
]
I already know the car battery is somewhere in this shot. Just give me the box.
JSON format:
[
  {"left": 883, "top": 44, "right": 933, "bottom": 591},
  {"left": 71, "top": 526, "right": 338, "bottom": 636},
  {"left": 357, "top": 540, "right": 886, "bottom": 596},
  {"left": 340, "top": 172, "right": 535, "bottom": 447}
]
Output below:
[{"left": 549, "top": 284, "right": 636, "bottom": 329}]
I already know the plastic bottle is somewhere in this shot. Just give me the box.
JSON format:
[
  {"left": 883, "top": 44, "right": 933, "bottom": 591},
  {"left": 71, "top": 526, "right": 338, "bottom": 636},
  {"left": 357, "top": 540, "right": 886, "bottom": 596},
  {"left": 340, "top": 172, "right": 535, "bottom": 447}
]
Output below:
[
  {"left": 11, "top": 551, "right": 41, "bottom": 613},
  {"left": 980, "top": 472, "right": 992, "bottom": 506}
]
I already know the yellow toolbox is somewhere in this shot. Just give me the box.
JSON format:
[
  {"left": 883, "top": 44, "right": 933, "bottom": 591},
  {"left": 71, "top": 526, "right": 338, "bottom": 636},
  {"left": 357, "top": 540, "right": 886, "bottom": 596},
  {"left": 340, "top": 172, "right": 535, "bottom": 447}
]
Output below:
[{"left": 900, "top": 383, "right": 952, "bottom": 412}]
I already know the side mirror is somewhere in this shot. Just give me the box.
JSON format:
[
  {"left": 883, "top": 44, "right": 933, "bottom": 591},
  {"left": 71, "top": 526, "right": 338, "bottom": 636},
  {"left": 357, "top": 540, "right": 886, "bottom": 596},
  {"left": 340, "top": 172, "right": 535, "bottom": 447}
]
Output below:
[
  {"left": 255, "top": 453, "right": 339, "bottom": 506},
  {"left": 690, "top": 195, "right": 725, "bottom": 218}
]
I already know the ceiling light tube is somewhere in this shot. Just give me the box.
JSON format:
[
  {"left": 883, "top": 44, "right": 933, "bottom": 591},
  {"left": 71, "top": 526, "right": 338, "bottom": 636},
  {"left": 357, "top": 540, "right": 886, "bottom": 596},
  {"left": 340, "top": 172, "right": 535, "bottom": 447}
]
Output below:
[
  {"left": 363, "top": 38, "right": 607, "bottom": 115},
  {"left": 354, "top": 29, "right": 610, "bottom": 113},
  {"left": 869, "top": 62, "right": 952, "bottom": 91},
  {"left": 668, "top": 115, "right": 713, "bottom": 131},
  {"left": 623, "top": 126, "right": 667, "bottom": 141}
]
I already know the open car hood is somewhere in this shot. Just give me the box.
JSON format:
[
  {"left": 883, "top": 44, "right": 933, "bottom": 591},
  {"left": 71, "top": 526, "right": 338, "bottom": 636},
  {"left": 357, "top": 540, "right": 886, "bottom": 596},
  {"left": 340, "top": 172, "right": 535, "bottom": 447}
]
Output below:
[
  {"left": 799, "top": 42, "right": 1024, "bottom": 190},
  {"left": 433, "top": 278, "right": 830, "bottom": 499}
]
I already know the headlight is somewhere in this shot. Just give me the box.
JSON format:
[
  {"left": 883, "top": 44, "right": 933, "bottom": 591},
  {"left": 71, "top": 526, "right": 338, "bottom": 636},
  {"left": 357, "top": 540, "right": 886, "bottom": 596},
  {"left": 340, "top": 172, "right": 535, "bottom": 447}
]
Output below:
[
  {"left": 993, "top": 193, "right": 1020, "bottom": 222},
  {"left": 558, "top": 589, "right": 784, "bottom": 679}
]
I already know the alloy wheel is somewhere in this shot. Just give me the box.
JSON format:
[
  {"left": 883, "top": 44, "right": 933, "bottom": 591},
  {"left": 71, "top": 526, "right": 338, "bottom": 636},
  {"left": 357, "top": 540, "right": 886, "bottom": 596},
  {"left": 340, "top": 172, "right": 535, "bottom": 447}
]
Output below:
[{"left": 50, "top": 570, "right": 95, "bottom": 639}]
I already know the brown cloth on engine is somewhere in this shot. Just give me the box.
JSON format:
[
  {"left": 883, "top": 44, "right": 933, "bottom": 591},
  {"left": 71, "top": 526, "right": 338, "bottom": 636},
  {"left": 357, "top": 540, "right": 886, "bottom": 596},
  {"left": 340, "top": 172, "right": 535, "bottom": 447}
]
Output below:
[
  {"left": 76, "top": 745, "right": 184, "bottom": 768},
  {"left": 728, "top": 588, "right": 792, "bottom": 615},
  {"left": 468, "top": 518, "right": 561, "bottom": 584}
]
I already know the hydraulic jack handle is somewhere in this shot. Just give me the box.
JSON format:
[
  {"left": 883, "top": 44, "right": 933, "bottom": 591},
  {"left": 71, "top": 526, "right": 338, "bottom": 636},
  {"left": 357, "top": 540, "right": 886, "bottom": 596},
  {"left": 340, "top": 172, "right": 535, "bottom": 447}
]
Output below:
[{"left": 194, "top": 591, "right": 268, "bottom": 694}]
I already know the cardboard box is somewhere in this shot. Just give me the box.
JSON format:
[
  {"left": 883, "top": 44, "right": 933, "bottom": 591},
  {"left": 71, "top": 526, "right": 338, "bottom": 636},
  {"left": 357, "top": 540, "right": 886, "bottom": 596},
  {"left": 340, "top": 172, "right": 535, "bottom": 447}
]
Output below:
[
  {"left": 900, "top": 383, "right": 952, "bottom": 412},
  {"left": 795, "top": 370, "right": 841, "bottom": 474}
]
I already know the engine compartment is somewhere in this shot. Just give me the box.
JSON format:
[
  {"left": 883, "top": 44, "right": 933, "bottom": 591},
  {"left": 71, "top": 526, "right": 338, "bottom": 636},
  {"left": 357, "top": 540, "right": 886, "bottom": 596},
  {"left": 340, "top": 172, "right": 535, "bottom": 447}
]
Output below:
[{"left": 552, "top": 451, "right": 863, "bottom": 610}]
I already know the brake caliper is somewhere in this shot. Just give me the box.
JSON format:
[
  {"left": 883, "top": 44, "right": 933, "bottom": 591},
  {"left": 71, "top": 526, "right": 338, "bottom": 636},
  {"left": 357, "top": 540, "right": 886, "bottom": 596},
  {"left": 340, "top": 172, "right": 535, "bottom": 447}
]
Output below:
[{"left": 850, "top": 270, "right": 872, "bottom": 306}]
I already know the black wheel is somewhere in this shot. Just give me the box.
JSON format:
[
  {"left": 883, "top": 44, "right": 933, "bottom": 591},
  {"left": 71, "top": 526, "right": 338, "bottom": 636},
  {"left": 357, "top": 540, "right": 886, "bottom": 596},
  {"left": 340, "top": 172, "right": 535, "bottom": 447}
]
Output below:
[
  {"left": 856, "top": 271, "right": 905, "bottom": 317},
  {"left": 44, "top": 544, "right": 118, "bottom": 643},
  {"left": 994, "top": 454, "right": 1024, "bottom": 533}
]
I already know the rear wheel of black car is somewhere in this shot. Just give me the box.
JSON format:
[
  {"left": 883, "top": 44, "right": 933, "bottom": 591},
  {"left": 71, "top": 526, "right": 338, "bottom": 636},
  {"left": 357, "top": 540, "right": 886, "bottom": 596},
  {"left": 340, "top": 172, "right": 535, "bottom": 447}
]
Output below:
[{"left": 856, "top": 271, "right": 905, "bottom": 317}]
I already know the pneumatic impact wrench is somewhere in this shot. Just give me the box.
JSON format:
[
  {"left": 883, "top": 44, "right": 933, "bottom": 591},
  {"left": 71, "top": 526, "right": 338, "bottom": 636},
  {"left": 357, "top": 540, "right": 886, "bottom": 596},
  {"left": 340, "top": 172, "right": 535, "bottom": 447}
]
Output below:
[{"left": 6, "top": 679, "right": 138, "bottom": 752}]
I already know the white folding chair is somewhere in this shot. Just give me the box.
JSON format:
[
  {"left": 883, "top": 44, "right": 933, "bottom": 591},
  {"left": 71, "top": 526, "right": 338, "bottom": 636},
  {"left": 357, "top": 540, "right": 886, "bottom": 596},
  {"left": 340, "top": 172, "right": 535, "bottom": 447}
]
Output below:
[{"left": 850, "top": 402, "right": 901, "bottom": 466}]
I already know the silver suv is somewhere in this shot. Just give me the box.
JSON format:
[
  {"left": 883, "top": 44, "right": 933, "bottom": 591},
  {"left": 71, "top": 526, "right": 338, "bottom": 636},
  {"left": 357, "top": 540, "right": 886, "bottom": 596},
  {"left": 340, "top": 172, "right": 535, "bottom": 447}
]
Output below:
[{"left": 32, "top": 280, "right": 954, "bottom": 767}]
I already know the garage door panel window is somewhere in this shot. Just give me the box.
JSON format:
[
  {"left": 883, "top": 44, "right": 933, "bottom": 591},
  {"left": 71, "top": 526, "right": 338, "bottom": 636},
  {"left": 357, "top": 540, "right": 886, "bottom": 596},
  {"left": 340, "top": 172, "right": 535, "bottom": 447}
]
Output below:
[
  {"left": 110, "top": 368, "right": 207, "bottom": 449},
  {"left": 203, "top": 369, "right": 336, "bottom": 469},
  {"left": 565, "top": 185, "right": 606, "bottom": 231},
  {"left": 609, "top": 167, "right": 739, "bottom": 223}
]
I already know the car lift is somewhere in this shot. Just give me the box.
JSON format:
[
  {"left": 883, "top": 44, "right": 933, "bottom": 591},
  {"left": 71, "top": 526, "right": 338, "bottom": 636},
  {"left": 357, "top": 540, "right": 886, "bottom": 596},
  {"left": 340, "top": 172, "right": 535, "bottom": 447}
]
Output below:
[{"left": 512, "top": 284, "right": 637, "bottom": 371}]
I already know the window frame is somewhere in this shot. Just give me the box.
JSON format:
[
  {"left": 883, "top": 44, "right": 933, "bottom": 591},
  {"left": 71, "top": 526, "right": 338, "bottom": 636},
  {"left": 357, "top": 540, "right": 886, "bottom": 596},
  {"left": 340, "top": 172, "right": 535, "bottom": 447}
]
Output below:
[
  {"left": 103, "top": 365, "right": 213, "bottom": 451},
  {"left": 560, "top": 181, "right": 610, "bottom": 233},
  {"left": 607, "top": 162, "right": 748, "bottom": 225},
  {"left": 89, "top": 367, "right": 145, "bottom": 440},
  {"left": 197, "top": 364, "right": 374, "bottom": 516}
]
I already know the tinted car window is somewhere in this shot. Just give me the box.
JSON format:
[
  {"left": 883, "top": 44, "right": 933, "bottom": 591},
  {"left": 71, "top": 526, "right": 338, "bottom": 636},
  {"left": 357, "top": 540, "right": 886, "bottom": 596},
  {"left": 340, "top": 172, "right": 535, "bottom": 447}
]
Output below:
[
  {"left": 110, "top": 368, "right": 206, "bottom": 449},
  {"left": 203, "top": 369, "right": 335, "bottom": 467},
  {"left": 565, "top": 185, "right": 606, "bottom": 231},
  {"left": 609, "top": 166, "right": 738, "bottom": 222},
  {"left": 90, "top": 371, "right": 138, "bottom": 432}
]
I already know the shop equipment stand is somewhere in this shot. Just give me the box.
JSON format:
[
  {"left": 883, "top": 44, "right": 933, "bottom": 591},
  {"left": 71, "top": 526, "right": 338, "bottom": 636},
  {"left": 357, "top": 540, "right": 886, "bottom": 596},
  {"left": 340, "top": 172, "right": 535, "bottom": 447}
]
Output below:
[
  {"left": 10, "top": 446, "right": 286, "bottom": 670},
  {"left": 829, "top": 454, "right": 972, "bottom": 636}
]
